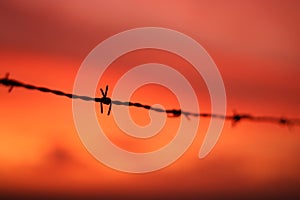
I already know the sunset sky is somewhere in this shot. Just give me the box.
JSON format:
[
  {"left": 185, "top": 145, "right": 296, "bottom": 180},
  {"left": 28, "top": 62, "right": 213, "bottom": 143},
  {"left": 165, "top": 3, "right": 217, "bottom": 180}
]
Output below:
[{"left": 0, "top": 1, "right": 300, "bottom": 199}]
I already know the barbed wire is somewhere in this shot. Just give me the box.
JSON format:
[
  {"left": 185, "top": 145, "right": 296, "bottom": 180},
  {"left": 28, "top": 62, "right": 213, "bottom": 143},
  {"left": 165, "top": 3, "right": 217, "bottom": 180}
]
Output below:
[{"left": 1, "top": 73, "right": 300, "bottom": 127}]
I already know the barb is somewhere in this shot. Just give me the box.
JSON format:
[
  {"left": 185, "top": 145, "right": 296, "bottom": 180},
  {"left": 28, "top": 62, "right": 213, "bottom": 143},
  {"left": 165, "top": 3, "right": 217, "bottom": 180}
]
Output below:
[
  {"left": 100, "top": 85, "right": 112, "bottom": 116},
  {"left": 1, "top": 75, "right": 300, "bottom": 127}
]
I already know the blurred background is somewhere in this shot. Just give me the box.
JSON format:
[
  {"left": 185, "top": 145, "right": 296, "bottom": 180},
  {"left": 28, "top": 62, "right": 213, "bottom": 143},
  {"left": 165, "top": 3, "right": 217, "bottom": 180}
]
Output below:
[{"left": 0, "top": 0, "right": 300, "bottom": 199}]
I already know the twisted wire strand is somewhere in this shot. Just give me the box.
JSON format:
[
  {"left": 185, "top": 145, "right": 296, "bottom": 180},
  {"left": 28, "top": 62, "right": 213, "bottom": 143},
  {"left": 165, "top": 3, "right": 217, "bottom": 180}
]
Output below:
[{"left": 1, "top": 74, "right": 300, "bottom": 127}]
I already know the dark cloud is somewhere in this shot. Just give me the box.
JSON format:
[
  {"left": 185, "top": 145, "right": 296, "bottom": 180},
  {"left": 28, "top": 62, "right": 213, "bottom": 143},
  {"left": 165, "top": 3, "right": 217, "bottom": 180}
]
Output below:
[
  {"left": 31, "top": 141, "right": 86, "bottom": 175},
  {"left": 0, "top": 1, "right": 106, "bottom": 59},
  {"left": 44, "top": 144, "right": 76, "bottom": 167}
]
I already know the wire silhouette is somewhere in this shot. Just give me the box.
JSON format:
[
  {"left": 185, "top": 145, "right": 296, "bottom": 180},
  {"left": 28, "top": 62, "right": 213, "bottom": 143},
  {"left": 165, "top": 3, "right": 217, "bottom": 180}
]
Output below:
[{"left": 1, "top": 73, "right": 300, "bottom": 127}]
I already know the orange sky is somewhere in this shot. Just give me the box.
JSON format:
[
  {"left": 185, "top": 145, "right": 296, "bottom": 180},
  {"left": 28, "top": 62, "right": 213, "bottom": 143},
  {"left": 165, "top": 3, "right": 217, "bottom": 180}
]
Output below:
[{"left": 0, "top": 1, "right": 300, "bottom": 199}]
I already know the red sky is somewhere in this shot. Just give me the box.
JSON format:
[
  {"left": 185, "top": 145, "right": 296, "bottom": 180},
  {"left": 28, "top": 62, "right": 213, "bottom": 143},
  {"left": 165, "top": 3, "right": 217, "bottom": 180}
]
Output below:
[{"left": 0, "top": 1, "right": 300, "bottom": 199}]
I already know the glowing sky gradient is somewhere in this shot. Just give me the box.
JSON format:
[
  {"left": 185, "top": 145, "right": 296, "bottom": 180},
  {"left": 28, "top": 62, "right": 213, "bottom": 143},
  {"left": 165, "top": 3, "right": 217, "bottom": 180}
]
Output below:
[{"left": 0, "top": 1, "right": 300, "bottom": 198}]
